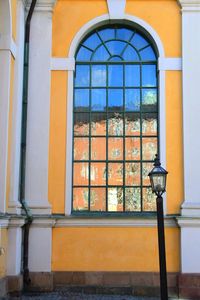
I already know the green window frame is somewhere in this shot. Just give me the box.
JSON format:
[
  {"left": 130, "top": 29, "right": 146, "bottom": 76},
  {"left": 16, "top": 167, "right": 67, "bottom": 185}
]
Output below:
[{"left": 72, "top": 25, "right": 159, "bottom": 214}]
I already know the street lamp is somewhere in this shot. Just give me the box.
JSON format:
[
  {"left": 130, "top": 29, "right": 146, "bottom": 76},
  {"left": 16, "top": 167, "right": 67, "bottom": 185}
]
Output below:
[{"left": 148, "top": 154, "right": 168, "bottom": 300}]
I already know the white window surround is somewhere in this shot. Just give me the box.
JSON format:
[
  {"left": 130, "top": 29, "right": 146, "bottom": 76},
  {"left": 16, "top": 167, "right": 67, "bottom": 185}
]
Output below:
[{"left": 60, "top": 14, "right": 171, "bottom": 217}]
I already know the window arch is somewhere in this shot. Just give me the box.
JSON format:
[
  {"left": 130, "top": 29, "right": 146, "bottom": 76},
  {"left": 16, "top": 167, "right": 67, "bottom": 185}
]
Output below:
[{"left": 72, "top": 25, "right": 158, "bottom": 214}]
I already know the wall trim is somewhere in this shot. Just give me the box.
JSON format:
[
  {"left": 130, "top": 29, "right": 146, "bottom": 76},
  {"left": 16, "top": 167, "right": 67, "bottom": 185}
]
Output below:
[
  {"left": 177, "top": 216, "right": 200, "bottom": 227},
  {"left": 107, "top": 0, "right": 126, "bottom": 19},
  {"left": 51, "top": 57, "right": 75, "bottom": 71},
  {"left": 158, "top": 57, "right": 182, "bottom": 71},
  {"left": 0, "top": 35, "right": 17, "bottom": 58},
  {"left": 25, "top": 0, "right": 57, "bottom": 12}
]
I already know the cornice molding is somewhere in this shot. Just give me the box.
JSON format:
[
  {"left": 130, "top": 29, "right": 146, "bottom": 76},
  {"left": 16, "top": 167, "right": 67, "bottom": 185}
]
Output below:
[
  {"left": 178, "top": 0, "right": 200, "bottom": 11},
  {"left": 25, "top": 0, "right": 57, "bottom": 12}
]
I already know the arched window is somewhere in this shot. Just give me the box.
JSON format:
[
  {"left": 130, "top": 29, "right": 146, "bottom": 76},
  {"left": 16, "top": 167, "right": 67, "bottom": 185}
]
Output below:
[{"left": 72, "top": 25, "right": 158, "bottom": 214}]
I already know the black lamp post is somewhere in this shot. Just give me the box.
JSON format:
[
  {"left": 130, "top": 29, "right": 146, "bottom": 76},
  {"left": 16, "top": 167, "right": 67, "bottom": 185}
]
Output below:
[{"left": 148, "top": 154, "right": 168, "bottom": 300}]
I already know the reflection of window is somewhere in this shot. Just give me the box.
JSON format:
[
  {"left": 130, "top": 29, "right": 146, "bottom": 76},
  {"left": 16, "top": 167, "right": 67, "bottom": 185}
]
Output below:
[{"left": 72, "top": 26, "right": 158, "bottom": 213}]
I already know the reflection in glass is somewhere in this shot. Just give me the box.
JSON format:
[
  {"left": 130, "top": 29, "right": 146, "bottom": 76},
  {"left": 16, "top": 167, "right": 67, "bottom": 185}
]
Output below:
[
  {"left": 140, "top": 46, "right": 156, "bottom": 60},
  {"left": 91, "top": 138, "right": 106, "bottom": 160},
  {"left": 125, "top": 188, "right": 141, "bottom": 211},
  {"left": 108, "top": 138, "right": 123, "bottom": 160},
  {"left": 125, "top": 163, "right": 140, "bottom": 185},
  {"left": 108, "top": 163, "right": 123, "bottom": 185},
  {"left": 75, "top": 65, "right": 90, "bottom": 86},
  {"left": 142, "top": 89, "right": 157, "bottom": 111},
  {"left": 106, "top": 40, "right": 126, "bottom": 55},
  {"left": 143, "top": 162, "right": 153, "bottom": 185},
  {"left": 92, "top": 65, "right": 106, "bottom": 86},
  {"left": 125, "top": 138, "right": 140, "bottom": 160},
  {"left": 98, "top": 28, "right": 115, "bottom": 41},
  {"left": 142, "top": 65, "right": 156, "bottom": 87},
  {"left": 91, "top": 113, "right": 106, "bottom": 136},
  {"left": 73, "top": 163, "right": 89, "bottom": 185},
  {"left": 125, "top": 89, "right": 140, "bottom": 111},
  {"left": 108, "top": 187, "right": 123, "bottom": 211},
  {"left": 92, "top": 45, "right": 110, "bottom": 61},
  {"left": 142, "top": 138, "right": 157, "bottom": 160},
  {"left": 91, "top": 89, "right": 106, "bottom": 111},
  {"left": 74, "top": 138, "right": 89, "bottom": 160},
  {"left": 73, "top": 188, "right": 88, "bottom": 210},
  {"left": 117, "top": 28, "right": 133, "bottom": 41},
  {"left": 108, "top": 65, "right": 123, "bottom": 86},
  {"left": 125, "top": 65, "right": 140, "bottom": 87},
  {"left": 108, "top": 89, "right": 123, "bottom": 111},
  {"left": 83, "top": 33, "right": 101, "bottom": 50},
  {"left": 74, "top": 89, "right": 89, "bottom": 111},
  {"left": 76, "top": 46, "right": 92, "bottom": 61},
  {"left": 108, "top": 113, "right": 123, "bottom": 136},
  {"left": 143, "top": 187, "right": 156, "bottom": 211},
  {"left": 142, "top": 113, "right": 157, "bottom": 136},
  {"left": 122, "top": 45, "right": 139, "bottom": 61},
  {"left": 131, "top": 33, "right": 148, "bottom": 50},
  {"left": 125, "top": 113, "right": 140, "bottom": 136},
  {"left": 90, "top": 163, "right": 106, "bottom": 186},
  {"left": 74, "top": 113, "right": 89, "bottom": 136},
  {"left": 90, "top": 188, "right": 106, "bottom": 211}
]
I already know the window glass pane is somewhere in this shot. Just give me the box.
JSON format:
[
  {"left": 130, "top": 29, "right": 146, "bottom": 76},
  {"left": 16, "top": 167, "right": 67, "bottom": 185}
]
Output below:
[
  {"left": 142, "top": 65, "right": 156, "bottom": 87},
  {"left": 90, "top": 162, "right": 106, "bottom": 186},
  {"left": 125, "top": 138, "right": 140, "bottom": 160},
  {"left": 73, "top": 163, "right": 89, "bottom": 185},
  {"left": 142, "top": 162, "right": 153, "bottom": 185},
  {"left": 125, "top": 162, "right": 140, "bottom": 185},
  {"left": 108, "top": 113, "right": 123, "bottom": 136},
  {"left": 74, "top": 89, "right": 89, "bottom": 111},
  {"left": 108, "top": 89, "right": 123, "bottom": 111},
  {"left": 91, "top": 89, "right": 106, "bottom": 111},
  {"left": 108, "top": 138, "right": 123, "bottom": 160},
  {"left": 109, "top": 56, "right": 123, "bottom": 62},
  {"left": 106, "top": 41, "right": 126, "bottom": 56},
  {"left": 122, "top": 46, "right": 139, "bottom": 61},
  {"left": 108, "top": 187, "right": 123, "bottom": 212},
  {"left": 142, "top": 113, "right": 157, "bottom": 136},
  {"left": 98, "top": 28, "right": 115, "bottom": 41},
  {"left": 75, "top": 65, "right": 90, "bottom": 87},
  {"left": 116, "top": 28, "right": 133, "bottom": 41},
  {"left": 91, "top": 113, "right": 106, "bottom": 136},
  {"left": 125, "top": 65, "right": 140, "bottom": 87},
  {"left": 91, "top": 65, "right": 106, "bottom": 86},
  {"left": 76, "top": 46, "right": 92, "bottom": 61},
  {"left": 143, "top": 187, "right": 156, "bottom": 211},
  {"left": 108, "top": 65, "right": 123, "bottom": 87},
  {"left": 108, "top": 163, "right": 123, "bottom": 185},
  {"left": 73, "top": 188, "right": 88, "bottom": 210},
  {"left": 131, "top": 33, "right": 148, "bottom": 50},
  {"left": 125, "top": 113, "right": 140, "bottom": 136},
  {"left": 142, "top": 137, "right": 157, "bottom": 160},
  {"left": 92, "top": 45, "right": 110, "bottom": 61},
  {"left": 90, "top": 188, "right": 106, "bottom": 211},
  {"left": 142, "top": 89, "right": 157, "bottom": 112},
  {"left": 91, "top": 138, "right": 106, "bottom": 160},
  {"left": 74, "top": 138, "right": 89, "bottom": 160},
  {"left": 83, "top": 33, "right": 101, "bottom": 50},
  {"left": 74, "top": 113, "right": 89, "bottom": 136},
  {"left": 125, "top": 89, "right": 140, "bottom": 111},
  {"left": 140, "top": 46, "right": 156, "bottom": 61},
  {"left": 125, "top": 188, "right": 141, "bottom": 211}
]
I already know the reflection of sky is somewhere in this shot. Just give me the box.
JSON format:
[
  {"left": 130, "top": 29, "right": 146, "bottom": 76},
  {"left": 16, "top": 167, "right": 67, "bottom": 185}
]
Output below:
[
  {"left": 125, "top": 65, "right": 140, "bottom": 86},
  {"left": 108, "top": 65, "right": 123, "bottom": 86},
  {"left": 91, "top": 89, "right": 106, "bottom": 111},
  {"left": 74, "top": 89, "right": 89, "bottom": 109},
  {"left": 75, "top": 65, "right": 90, "bottom": 86},
  {"left": 142, "top": 65, "right": 156, "bottom": 87},
  {"left": 125, "top": 89, "right": 140, "bottom": 111},
  {"left": 108, "top": 89, "right": 123, "bottom": 110},
  {"left": 92, "top": 65, "right": 106, "bottom": 86}
]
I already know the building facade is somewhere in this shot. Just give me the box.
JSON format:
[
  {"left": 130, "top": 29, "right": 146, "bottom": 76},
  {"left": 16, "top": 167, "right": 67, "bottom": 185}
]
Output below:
[{"left": 0, "top": 0, "right": 200, "bottom": 298}]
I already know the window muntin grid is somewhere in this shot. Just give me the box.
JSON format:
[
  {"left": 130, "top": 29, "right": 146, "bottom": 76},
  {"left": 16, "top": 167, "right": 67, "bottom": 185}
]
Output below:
[{"left": 73, "top": 26, "right": 158, "bottom": 214}]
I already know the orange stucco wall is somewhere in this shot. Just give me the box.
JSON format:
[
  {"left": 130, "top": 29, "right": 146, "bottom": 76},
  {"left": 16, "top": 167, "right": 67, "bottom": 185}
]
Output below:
[
  {"left": 0, "top": 229, "right": 7, "bottom": 278},
  {"left": 11, "top": 0, "right": 17, "bottom": 41}
]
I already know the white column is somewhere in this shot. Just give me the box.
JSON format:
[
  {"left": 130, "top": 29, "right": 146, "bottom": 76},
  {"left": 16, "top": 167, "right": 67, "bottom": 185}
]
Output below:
[
  {"left": 7, "top": 219, "right": 24, "bottom": 276},
  {"left": 178, "top": 0, "right": 200, "bottom": 273},
  {"left": 25, "top": 1, "right": 56, "bottom": 214},
  {"left": 8, "top": 0, "right": 25, "bottom": 214}
]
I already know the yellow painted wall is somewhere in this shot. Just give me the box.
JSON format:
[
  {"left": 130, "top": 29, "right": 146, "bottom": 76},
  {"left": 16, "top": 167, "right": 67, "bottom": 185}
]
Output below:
[
  {"left": 11, "top": 0, "right": 17, "bottom": 41},
  {"left": 6, "top": 56, "right": 15, "bottom": 209},
  {"left": 0, "top": 229, "right": 7, "bottom": 278},
  {"left": 52, "top": 227, "right": 180, "bottom": 271}
]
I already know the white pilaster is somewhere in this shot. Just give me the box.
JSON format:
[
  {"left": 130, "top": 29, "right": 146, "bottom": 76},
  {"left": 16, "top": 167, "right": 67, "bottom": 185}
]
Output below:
[
  {"left": 178, "top": 0, "right": 200, "bottom": 273},
  {"left": 8, "top": 0, "right": 26, "bottom": 214},
  {"left": 7, "top": 218, "right": 24, "bottom": 276},
  {"left": 25, "top": 2, "right": 56, "bottom": 214}
]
